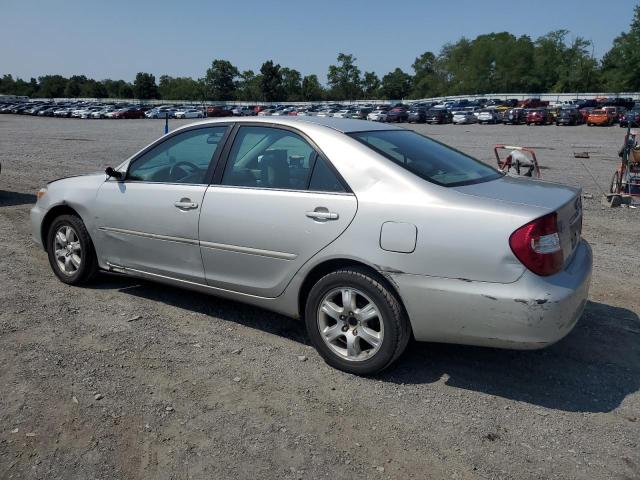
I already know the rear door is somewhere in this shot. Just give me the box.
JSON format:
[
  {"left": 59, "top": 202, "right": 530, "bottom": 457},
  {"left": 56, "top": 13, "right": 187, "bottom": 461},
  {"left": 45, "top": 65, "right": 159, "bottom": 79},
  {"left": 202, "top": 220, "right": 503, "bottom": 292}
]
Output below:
[{"left": 198, "top": 124, "right": 357, "bottom": 297}]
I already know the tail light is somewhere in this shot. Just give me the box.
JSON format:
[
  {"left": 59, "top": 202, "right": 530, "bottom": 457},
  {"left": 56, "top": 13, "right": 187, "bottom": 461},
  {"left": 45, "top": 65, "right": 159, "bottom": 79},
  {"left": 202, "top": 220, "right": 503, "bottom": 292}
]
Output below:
[{"left": 509, "top": 213, "right": 563, "bottom": 276}]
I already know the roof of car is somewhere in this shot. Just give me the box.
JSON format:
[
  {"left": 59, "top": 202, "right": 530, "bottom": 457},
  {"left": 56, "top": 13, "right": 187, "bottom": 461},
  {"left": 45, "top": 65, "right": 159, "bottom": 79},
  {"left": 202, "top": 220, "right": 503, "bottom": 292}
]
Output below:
[{"left": 190, "top": 115, "right": 403, "bottom": 133}]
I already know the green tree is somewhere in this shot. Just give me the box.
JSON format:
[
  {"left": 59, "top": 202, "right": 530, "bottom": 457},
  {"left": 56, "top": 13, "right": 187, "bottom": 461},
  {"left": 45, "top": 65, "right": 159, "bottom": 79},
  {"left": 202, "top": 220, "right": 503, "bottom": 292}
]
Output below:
[
  {"left": 64, "top": 75, "right": 88, "bottom": 97},
  {"left": 410, "top": 51, "right": 442, "bottom": 98},
  {"left": 301, "top": 74, "right": 324, "bottom": 101},
  {"left": 601, "top": 5, "right": 640, "bottom": 91},
  {"left": 533, "top": 30, "right": 569, "bottom": 92},
  {"left": 37, "top": 75, "right": 68, "bottom": 98},
  {"left": 327, "top": 53, "right": 362, "bottom": 100},
  {"left": 158, "top": 75, "right": 203, "bottom": 100},
  {"left": 133, "top": 72, "right": 159, "bottom": 99},
  {"left": 381, "top": 68, "right": 412, "bottom": 99},
  {"left": 553, "top": 37, "right": 599, "bottom": 92},
  {"left": 203, "top": 59, "right": 239, "bottom": 101},
  {"left": 362, "top": 71, "right": 381, "bottom": 99},
  {"left": 281, "top": 67, "right": 302, "bottom": 101},
  {"left": 100, "top": 79, "right": 134, "bottom": 98},
  {"left": 260, "top": 60, "right": 284, "bottom": 102},
  {"left": 236, "top": 70, "right": 262, "bottom": 101}
]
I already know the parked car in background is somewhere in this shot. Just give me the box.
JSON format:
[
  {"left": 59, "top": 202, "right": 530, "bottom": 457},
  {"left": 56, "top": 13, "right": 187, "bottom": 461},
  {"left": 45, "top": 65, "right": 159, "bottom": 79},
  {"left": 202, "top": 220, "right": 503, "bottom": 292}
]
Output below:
[
  {"left": 174, "top": 108, "right": 204, "bottom": 119},
  {"left": 112, "top": 107, "right": 145, "bottom": 119},
  {"left": 426, "top": 109, "right": 452, "bottom": 124},
  {"left": 317, "top": 108, "right": 341, "bottom": 117},
  {"left": 91, "top": 107, "right": 116, "bottom": 119},
  {"left": 367, "top": 109, "right": 388, "bottom": 122},
  {"left": 519, "top": 98, "right": 549, "bottom": 109},
  {"left": 257, "top": 108, "right": 276, "bottom": 116},
  {"left": 271, "top": 107, "right": 293, "bottom": 116},
  {"left": 38, "top": 106, "right": 59, "bottom": 117},
  {"left": 602, "top": 106, "right": 624, "bottom": 124},
  {"left": 53, "top": 107, "right": 73, "bottom": 117},
  {"left": 502, "top": 108, "right": 526, "bottom": 125},
  {"left": 333, "top": 109, "right": 355, "bottom": 119},
  {"left": 30, "top": 116, "right": 591, "bottom": 375},
  {"left": 477, "top": 109, "right": 501, "bottom": 124},
  {"left": 349, "top": 107, "right": 372, "bottom": 120},
  {"left": 386, "top": 106, "right": 409, "bottom": 123},
  {"left": 526, "top": 109, "right": 554, "bottom": 125},
  {"left": 587, "top": 109, "right": 614, "bottom": 126},
  {"left": 146, "top": 107, "right": 178, "bottom": 119},
  {"left": 452, "top": 111, "right": 477, "bottom": 125},
  {"left": 206, "top": 105, "right": 233, "bottom": 117},
  {"left": 619, "top": 109, "right": 640, "bottom": 128},
  {"left": 407, "top": 107, "right": 427, "bottom": 123},
  {"left": 579, "top": 107, "right": 594, "bottom": 123},
  {"left": 231, "top": 106, "right": 255, "bottom": 116},
  {"left": 556, "top": 108, "right": 583, "bottom": 126}
]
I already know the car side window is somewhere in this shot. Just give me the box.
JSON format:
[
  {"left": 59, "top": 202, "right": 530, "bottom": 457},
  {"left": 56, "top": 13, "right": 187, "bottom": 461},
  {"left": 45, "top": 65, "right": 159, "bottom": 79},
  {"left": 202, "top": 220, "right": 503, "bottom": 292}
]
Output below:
[
  {"left": 308, "top": 155, "right": 346, "bottom": 193},
  {"left": 127, "top": 126, "right": 227, "bottom": 184},
  {"left": 221, "top": 126, "right": 317, "bottom": 190}
]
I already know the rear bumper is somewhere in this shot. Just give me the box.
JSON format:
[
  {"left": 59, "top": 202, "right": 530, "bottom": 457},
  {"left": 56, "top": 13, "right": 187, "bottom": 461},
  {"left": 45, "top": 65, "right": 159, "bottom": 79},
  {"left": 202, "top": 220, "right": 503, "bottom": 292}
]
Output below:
[{"left": 390, "top": 240, "right": 592, "bottom": 349}]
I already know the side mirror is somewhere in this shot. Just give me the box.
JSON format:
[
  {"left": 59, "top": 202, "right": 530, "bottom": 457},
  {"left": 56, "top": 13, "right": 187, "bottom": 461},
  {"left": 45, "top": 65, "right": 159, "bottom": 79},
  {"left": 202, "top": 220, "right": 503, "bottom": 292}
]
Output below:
[{"left": 105, "top": 167, "right": 123, "bottom": 180}]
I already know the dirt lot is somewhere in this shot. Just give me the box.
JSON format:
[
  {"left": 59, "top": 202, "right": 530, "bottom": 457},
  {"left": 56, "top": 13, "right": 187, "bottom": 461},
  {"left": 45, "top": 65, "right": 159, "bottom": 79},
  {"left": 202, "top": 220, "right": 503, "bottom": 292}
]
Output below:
[{"left": 1, "top": 115, "right": 639, "bottom": 480}]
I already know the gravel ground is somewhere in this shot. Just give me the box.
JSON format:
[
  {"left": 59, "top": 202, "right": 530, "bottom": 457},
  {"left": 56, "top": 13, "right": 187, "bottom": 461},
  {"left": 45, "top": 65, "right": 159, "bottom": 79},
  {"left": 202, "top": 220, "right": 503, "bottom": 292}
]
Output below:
[{"left": 0, "top": 115, "right": 638, "bottom": 480}]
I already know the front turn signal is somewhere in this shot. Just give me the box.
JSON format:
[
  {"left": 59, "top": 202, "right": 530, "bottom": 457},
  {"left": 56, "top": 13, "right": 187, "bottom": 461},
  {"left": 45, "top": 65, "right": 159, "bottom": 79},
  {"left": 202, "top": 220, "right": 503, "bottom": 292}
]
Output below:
[{"left": 36, "top": 188, "right": 47, "bottom": 200}]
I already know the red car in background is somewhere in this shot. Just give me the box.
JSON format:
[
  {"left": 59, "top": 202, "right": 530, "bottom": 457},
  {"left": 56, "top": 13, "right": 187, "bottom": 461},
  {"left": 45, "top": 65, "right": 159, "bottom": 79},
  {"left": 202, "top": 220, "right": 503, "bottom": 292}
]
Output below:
[
  {"left": 525, "top": 108, "right": 554, "bottom": 125},
  {"left": 112, "top": 107, "right": 145, "bottom": 119},
  {"left": 206, "top": 105, "right": 233, "bottom": 117},
  {"left": 518, "top": 98, "right": 549, "bottom": 109},
  {"left": 602, "top": 106, "right": 625, "bottom": 124},
  {"left": 579, "top": 107, "right": 594, "bottom": 122}
]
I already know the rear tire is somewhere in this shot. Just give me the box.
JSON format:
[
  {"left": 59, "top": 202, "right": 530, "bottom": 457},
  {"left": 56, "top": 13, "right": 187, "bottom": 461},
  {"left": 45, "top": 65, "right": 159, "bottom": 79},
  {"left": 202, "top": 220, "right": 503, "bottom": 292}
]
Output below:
[
  {"left": 46, "top": 214, "right": 98, "bottom": 285},
  {"left": 610, "top": 171, "right": 622, "bottom": 194},
  {"left": 304, "top": 268, "right": 411, "bottom": 375}
]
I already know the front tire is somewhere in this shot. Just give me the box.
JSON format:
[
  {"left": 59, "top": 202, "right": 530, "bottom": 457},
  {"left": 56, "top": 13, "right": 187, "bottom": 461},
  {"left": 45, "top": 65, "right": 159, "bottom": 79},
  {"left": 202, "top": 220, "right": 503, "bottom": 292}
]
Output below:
[
  {"left": 304, "top": 268, "right": 411, "bottom": 375},
  {"left": 46, "top": 214, "right": 98, "bottom": 285}
]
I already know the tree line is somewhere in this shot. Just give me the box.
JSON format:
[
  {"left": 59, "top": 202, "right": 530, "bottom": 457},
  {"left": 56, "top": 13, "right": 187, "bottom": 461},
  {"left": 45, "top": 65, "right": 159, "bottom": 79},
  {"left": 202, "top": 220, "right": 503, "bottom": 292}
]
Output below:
[{"left": 3, "top": 8, "right": 640, "bottom": 102}]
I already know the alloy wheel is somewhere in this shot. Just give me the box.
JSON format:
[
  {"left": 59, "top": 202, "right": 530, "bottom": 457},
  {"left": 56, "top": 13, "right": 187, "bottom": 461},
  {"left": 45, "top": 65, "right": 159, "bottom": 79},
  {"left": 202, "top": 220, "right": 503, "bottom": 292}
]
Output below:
[
  {"left": 317, "top": 287, "right": 384, "bottom": 362},
  {"left": 53, "top": 225, "right": 82, "bottom": 276}
]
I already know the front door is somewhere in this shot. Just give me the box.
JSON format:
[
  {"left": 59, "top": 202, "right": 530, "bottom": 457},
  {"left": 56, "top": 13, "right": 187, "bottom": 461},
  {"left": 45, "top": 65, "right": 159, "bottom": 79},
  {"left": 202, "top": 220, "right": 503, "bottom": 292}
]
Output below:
[
  {"left": 199, "top": 125, "right": 357, "bottom": 297},
  {"left": 95, "top": 125, "right": 229, "bottom": 283}
]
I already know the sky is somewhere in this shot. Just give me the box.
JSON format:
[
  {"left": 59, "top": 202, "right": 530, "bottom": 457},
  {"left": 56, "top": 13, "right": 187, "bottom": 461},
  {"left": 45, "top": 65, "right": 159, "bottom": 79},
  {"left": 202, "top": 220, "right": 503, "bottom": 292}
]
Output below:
[{"left": 1, "top": 0, "right": 638, "bottom": 83}]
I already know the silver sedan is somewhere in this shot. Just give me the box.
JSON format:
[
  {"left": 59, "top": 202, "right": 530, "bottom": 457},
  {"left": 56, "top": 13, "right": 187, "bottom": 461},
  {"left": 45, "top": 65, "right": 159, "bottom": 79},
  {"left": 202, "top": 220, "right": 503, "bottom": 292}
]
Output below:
[{"left": 30, "top": 117, "right": 592, "bottom": 375}]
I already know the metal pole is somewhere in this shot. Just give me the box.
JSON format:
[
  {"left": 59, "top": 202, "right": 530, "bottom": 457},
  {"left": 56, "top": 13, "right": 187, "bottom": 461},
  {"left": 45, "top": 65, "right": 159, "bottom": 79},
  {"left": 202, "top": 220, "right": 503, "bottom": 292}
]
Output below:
[{"left": 164, "top": 112, "right": 169, "bottom": 134}]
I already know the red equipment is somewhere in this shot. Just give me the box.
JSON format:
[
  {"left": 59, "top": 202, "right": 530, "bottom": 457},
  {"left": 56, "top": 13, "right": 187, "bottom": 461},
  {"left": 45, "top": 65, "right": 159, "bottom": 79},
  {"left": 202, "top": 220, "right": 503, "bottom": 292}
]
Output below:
[{"left": 610, "top": 128, "right": 640, "bottom": 197}]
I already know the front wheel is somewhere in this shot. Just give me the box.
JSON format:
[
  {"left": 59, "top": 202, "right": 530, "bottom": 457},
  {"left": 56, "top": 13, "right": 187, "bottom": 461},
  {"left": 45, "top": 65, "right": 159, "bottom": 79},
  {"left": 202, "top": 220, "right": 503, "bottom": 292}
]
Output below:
[
  {"left": 304, "top": 268, "right": 411, "bottom": 375},
  {"left": 46, "top": 214, "right": 98, "bottom": 285}
]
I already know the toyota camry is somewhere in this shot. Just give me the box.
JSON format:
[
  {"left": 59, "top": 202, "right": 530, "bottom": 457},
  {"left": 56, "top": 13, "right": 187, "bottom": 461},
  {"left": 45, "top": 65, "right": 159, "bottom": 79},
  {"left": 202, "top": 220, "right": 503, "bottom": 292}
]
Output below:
[{"left": 31, "top": 117, "right": 592, "bottom": 375}]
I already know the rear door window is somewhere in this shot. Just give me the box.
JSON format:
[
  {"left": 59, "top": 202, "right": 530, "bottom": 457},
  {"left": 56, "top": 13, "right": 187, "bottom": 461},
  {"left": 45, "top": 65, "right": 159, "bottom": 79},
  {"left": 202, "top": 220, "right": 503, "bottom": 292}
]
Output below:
[{"left": 221, "top": 126, "right": 316, "bottom": 190}]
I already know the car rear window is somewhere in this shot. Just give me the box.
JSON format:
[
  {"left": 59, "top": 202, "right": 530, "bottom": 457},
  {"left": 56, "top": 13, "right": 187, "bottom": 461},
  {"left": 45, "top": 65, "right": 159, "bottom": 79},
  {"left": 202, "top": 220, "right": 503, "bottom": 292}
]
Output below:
[{"left": 349, "top": 130, "right": 502, "bottom": 187}]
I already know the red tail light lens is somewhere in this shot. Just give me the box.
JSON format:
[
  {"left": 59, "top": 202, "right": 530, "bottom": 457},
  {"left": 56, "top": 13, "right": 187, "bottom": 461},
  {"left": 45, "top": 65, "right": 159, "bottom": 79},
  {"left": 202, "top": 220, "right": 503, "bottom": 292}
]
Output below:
[{"left": 509, "top": 213, "right": 563, "bottom": 276}]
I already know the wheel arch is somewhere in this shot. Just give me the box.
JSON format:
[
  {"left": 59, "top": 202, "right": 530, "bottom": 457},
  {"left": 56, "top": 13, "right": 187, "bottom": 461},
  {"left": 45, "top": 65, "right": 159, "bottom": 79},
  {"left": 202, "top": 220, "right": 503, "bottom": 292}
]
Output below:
[
  {"left": 40, "top": 204, "right": 85, "bottom": 248},
  {"left": 297, "top": 258, "right": 407, "bottom": 321}
]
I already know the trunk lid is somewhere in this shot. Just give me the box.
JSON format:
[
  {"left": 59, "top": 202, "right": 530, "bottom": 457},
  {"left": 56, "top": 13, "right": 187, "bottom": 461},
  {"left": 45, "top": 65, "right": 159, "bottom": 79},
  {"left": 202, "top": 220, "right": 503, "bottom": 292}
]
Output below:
[{"left": 454, "top": 176, "right": 583, "bottom": 266}]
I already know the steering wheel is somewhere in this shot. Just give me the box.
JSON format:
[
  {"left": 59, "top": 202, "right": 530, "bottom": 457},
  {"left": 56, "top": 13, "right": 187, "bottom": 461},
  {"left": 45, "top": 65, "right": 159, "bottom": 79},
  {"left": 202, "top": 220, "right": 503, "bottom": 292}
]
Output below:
[{"left": 169, "top": 161, "right": 199, "bottom": 181}]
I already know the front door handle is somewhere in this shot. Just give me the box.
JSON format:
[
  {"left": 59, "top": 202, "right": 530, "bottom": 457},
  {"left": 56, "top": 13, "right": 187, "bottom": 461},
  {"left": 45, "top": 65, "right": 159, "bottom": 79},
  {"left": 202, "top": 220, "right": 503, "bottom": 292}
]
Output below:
[
  {"left": 174, "top": 198, "right": 199, "bottom": 210},
  {"left": 306, "top": 208, "right": 339, "bottom": 221}
]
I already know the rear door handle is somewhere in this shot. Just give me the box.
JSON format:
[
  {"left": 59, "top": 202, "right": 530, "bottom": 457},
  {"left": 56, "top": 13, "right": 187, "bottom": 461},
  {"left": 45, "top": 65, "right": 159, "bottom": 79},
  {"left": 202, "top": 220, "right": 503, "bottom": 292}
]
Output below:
[
  {"left": 306, "top": 209, "right": 339, "bottom": 221},
  {"left": 174, "top": 198, "right": 199, "bottom": 210}
]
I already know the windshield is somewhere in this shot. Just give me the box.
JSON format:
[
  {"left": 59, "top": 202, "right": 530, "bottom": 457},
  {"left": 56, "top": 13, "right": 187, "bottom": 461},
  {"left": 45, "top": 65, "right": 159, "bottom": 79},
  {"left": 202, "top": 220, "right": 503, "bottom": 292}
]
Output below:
[{"left": 349, "top": 130, "right": 502, "bottom": 187}]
